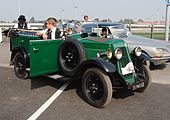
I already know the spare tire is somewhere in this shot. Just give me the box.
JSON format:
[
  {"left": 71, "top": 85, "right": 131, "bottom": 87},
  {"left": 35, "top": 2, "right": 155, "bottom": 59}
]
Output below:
[{"left": 58, "top": 38, "right": 86, "bottom": 76}]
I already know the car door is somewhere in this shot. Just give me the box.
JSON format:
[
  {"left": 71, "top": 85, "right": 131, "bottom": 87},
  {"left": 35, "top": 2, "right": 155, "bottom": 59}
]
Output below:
[{"left": 29, "top": 39, "right": 63, "bottom": 77}]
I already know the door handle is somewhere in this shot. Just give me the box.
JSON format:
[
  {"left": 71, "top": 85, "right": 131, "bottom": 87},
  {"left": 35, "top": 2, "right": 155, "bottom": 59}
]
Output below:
[
  {"left": 33, "top": 48, "right": 39, "bottom": 52},
  {"left": 20, "top": 40, "right": 24, "bottom": 43}
]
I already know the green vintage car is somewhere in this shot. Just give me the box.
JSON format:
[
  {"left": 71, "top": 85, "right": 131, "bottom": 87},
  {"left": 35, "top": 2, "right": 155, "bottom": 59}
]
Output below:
[{"left": 8, "top": 29, "right": 151, "bottom": 108}]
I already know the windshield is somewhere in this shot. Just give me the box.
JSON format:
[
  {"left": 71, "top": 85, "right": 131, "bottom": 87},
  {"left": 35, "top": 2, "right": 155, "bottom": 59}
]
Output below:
[
  {"left": 82, "top": 23, "right": 132, "bottom": 38},
  {"left": 58, "top": 20, "right": 85, "bottom": 34},
  {"left": 108, "top": 24, "right": 131, "bottom": 38}
]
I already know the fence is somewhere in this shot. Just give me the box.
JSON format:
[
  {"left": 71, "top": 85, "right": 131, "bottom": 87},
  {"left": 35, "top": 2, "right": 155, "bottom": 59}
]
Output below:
[
  {"left": 0, "top": 23, "right": 168, "bottom": 43},
  {"left": 125, "top": 24, "right": 166, "bottom": 40}
]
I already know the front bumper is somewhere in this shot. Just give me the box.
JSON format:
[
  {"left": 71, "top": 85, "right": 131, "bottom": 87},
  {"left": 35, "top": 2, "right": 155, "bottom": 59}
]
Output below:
[
  {"left": 127, "top": 78, "right": 145, "bottom": 91},
  {"left": 151, "top": 56, "right": 170, "bottom": 65}
]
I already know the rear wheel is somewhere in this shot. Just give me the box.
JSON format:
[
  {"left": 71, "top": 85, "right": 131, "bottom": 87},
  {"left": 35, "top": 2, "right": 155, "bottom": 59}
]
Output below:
[
  {"left": 82, "top": 68, "right": 112, "bottom": 108},
  {"left": 135, "top": 64, "right": 151, "bottom": 92},
  {"left": 13, "top": 52, "right": 28, "bottom": 79}
]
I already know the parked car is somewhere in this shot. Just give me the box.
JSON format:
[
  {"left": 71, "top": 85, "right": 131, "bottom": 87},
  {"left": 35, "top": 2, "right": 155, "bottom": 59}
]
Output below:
[
  {"left": 8, "top": 28, "right": 151, "bottom": 108},
  {"left": 82, "top": 22, "right": 170, "bottom": 67}
]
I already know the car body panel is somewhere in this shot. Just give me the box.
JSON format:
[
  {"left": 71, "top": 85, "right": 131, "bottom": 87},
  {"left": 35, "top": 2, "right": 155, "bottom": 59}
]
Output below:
[
  {"left": 28, "top": 36, "right": 135, "bottom": 84},
  {"left": 29, "top": 40, "right": 63, "bottom": 77}
]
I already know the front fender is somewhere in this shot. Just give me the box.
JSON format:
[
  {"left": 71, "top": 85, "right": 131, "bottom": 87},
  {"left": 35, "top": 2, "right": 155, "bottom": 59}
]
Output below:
[
  {"left": 140, "top": 52, "right": 151, "bottom": 66},
  {"left": 131, "top": 52, "right": 151, "bottom": 67},
  {"left": 76, "top": 58, "right": 116, "bottom": 76}
]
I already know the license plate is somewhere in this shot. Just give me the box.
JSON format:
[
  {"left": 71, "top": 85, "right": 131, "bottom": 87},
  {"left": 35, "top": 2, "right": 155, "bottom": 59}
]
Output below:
[
  {"left": 132, "top": 82, "right": 145, "bottom": 90},
  {"left": 121, "top": 62, "right": 135, "bottom": 75}
]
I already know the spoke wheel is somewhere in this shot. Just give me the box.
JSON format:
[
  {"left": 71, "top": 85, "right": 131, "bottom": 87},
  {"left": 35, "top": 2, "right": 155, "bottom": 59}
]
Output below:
[
  {"left": 135, "top": 64, "right": 151, "bottom": 92},
  {"left": 82, "top": 68, "right": 112, "bottom": 108}
]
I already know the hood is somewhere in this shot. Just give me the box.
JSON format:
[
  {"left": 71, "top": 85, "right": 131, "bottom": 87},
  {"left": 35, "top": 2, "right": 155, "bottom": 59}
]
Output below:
[{"left": 123, "top": 35, "right": 170, "bottom": 48}]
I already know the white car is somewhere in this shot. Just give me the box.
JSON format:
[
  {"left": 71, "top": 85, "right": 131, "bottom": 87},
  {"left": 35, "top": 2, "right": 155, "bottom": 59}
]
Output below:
[{"left": 82, "top": 22, "right": 170, "bottom": 67}]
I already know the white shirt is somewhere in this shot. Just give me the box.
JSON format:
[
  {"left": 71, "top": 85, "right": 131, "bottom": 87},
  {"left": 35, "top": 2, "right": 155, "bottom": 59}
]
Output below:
[
  {"left": 44, "top": 27, "right": 56, "bottom": 39},
  {"left": 43, "top": 27, "right": 64, "bottom": 39},
  {"left": 50, "top": 27, "right": 57, "bottom": 39}
]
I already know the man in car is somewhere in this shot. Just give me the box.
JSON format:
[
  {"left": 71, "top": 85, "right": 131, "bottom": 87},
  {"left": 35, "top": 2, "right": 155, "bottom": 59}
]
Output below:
[
  {"left": 82, "top": 15, "right": 93, "bottom": 24},
  {"left": 36, "top": 17, "right": 62, "bottom": 39},
  {"left": 101, "top": 27, "right": 108, "bottom": 37}
]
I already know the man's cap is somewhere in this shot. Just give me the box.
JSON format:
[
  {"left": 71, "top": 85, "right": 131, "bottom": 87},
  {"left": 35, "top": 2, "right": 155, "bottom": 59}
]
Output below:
[{"left": 18, "top": 15, "right": 26, "bottom": 21}]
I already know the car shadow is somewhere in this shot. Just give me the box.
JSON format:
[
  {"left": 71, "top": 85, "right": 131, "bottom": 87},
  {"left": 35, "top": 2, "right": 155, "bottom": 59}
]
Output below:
[
  {"left": 30, "top": 75, "right": 68, "bottom": 90},
  {"left": 112, "top": 89, "right": 134, "bottom": 99},
  {"left": 30, "top": 75, "right": 135, "bottom": 103},
  {"left": 66, "top": 79, "right": 135, "bottom": 102},
  {"left": 150, "top": 64, "right": 167, "bottom": 70}
]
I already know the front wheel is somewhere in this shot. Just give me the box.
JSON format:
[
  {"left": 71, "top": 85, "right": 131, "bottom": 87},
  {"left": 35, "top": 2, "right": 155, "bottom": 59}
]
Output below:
[
  {"left": 135, "top": 64, "right": 151, "bottom": 93},
  {"left": 82, "top": 68, "right": 112, "bottom": 108},
  {"left": 13, "top": 52, "right": 28, "bottom": 79}
]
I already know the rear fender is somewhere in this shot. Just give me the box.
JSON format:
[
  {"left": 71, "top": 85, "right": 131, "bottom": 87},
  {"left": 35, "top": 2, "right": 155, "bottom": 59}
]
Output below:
[{"left": 11, "top": 47, "right": 29, "bottom": 67}]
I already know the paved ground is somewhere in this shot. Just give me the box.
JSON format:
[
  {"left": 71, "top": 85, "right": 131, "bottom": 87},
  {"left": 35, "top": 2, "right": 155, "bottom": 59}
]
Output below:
[
  {"left": 0, "top": 42, "right": 170, "bottom": 120},
  {"left": 0, "top": 66, "right": 170, "bottom": 120},
  {"left": 0, "top": 41, "right": 10, "bottom": 67}
]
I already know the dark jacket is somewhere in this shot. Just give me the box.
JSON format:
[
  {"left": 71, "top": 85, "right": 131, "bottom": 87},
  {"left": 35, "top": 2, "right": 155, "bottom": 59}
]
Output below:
[
  {"left": 47, "top": 28, "right": 61, "bottom": 39},
  {"left": 18, "top": 22, "right": 28, "bottom": 29}
]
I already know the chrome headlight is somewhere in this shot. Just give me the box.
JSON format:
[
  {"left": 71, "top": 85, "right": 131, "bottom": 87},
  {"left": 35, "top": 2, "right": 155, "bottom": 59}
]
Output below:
[
  {"left": 114, "top": 48, "right": 122, "bottom": 59},
  {"left": 155, "top": 48, "right": 169, "bottom": 57},
  {"left": 67, "top": 28, "right": 73, "bottom": 34},
  {"left": 134, "top": 47, "right": 142, "bottom": 56}
]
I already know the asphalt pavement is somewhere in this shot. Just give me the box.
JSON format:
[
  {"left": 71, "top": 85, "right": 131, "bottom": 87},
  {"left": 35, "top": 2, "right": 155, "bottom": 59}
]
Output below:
[{"left": 0, "top": 41, "right": 11, "bottom": 67}]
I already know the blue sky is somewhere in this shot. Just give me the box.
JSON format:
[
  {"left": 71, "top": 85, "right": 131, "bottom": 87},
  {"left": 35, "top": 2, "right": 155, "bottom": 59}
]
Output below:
[{"left": 0, "top": 0, "right": 167, "bottom": 22}]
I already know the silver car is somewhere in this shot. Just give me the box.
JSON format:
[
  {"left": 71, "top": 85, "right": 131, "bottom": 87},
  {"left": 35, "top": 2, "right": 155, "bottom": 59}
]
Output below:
[{"left": 82, "top": 22, "right": 170, "bottom": 66}]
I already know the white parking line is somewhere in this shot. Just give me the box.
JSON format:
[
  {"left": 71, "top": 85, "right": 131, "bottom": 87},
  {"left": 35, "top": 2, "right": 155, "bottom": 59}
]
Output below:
[
  {"left": 152, "top": 81, "right": 170, "bottom": 85},
  {"left": 27, "top": 80, "right": 71, "bottom": 120},
  {"left": 0, "top": 63, "right": 12, "bottom": 68}
]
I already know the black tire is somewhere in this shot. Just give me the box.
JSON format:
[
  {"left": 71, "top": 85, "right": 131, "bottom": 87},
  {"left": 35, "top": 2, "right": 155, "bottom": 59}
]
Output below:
[
  {"left": 82, "top": 68, "right": 112, "bottom": 108},
  {"left": 58, "top": 39, "right": 86, "bottom": 76},
  {"left": 135, "top": 65, "right": 151, "bottom": 93},
  {"left": 13, "top": 52, "right": 28, "bottom": 79}
]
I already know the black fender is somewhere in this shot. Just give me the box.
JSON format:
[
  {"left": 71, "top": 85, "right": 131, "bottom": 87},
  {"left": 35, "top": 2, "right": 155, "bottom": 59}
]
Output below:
[
  {"left": 11, "top": 46, "right": 29, "bottom": 67},
  {"left": 140, "top": 52, "right": 151, "bottom": 66},
  {"left": 131, "top": 52, "right": 151, "bottom": 68},
  {"left": 75, "top": 58, "right": 116, "bottom": 76}
]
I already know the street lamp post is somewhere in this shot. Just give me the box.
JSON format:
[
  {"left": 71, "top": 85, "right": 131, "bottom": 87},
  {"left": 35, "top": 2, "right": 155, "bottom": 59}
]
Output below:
[
  {"left": 62, "top": 9, "right": 64, "bottom": 20},
  {"left": 18, "top": 0, "right": 21, "bottom": 15},
  {"left": 74, "top": 6, "right": 77, "bottom": 20},
  {"left": 165, "top": 0, "right": 170, "bottom": 41}
]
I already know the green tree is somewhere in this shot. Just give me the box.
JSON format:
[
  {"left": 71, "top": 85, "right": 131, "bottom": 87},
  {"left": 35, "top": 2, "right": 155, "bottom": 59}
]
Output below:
[
  {"left": 0, "top": 21, "right": 7, "bottom": 23},
  {"left": 120, "top": 19, "right": 135, "bottom": 24},
  {"left": 101, "top": 18, "right": 112, "bottom": 22},
  {"left": 29, "top": 17, "right": 36, "bottom": 23},
  {"left": 12, "top": 20, "right": 18, "bottom": 23},
  {"left": 137, "top": 19, "right": 144, "bottom": 23}
]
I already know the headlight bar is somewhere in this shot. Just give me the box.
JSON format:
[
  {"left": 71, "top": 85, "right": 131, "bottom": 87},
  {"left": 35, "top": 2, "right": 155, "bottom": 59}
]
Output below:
[{"left": 114, "top": 48, "right": 122, "bottom": 60}]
